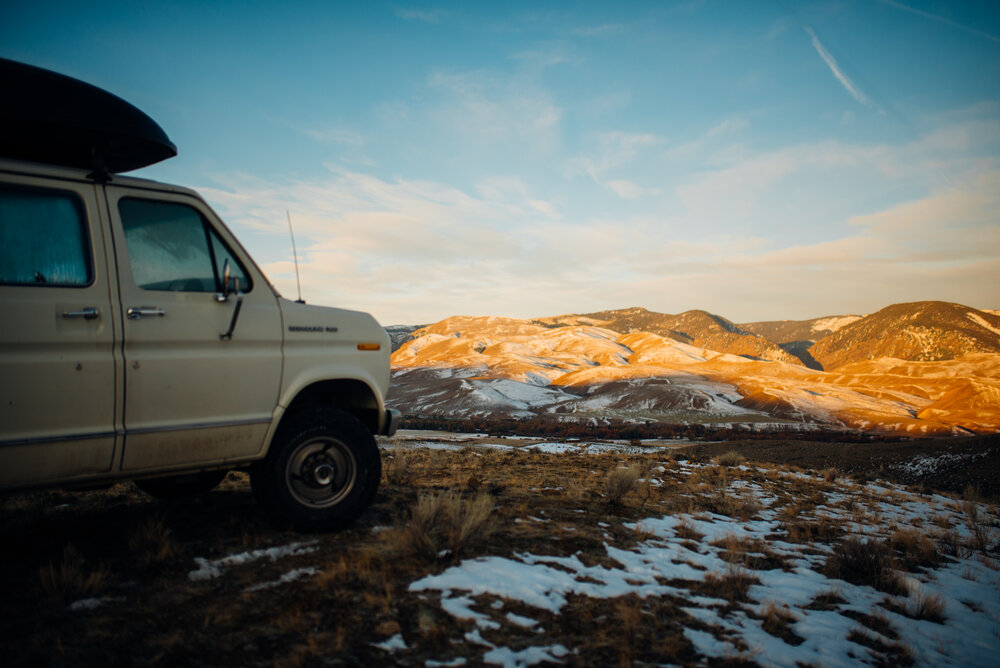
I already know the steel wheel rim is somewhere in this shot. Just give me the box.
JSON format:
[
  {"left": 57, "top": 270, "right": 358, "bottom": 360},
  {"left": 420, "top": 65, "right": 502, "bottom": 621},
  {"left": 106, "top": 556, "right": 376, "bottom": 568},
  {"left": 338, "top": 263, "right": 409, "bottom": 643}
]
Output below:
[{"left": 285, "top": 436, "right": 357, "bottom": 509}]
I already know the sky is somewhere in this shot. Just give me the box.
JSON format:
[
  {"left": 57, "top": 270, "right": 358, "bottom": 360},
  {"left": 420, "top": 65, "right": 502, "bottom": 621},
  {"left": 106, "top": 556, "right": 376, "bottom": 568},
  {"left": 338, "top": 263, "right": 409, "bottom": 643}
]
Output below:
[{"left": 3, "top": 0, "right": 1000, "bottom": 325}]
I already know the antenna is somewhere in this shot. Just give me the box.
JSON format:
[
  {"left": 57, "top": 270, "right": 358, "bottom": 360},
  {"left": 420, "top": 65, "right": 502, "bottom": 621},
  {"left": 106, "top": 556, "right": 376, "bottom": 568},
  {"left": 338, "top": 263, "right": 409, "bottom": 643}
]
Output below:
[{"left": 286, "top": 210, "right": 305, "bottom": 303}]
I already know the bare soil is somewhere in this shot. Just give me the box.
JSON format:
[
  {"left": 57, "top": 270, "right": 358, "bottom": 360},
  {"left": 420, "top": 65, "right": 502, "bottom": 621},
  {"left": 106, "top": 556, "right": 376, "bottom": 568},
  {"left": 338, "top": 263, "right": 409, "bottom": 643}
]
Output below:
[{"left": 675, "top": 433, "right": 1000, "bottom": 499}]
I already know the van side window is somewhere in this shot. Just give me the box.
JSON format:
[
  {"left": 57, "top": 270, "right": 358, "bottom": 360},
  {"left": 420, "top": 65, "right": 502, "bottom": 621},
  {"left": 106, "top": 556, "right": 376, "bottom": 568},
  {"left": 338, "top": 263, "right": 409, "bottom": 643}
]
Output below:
[
  {"left": 0, "top": 185, "right": 92, "bottom": 287},
  {"left": 119, "top": 198, "right": 251, "bottom": 292}
]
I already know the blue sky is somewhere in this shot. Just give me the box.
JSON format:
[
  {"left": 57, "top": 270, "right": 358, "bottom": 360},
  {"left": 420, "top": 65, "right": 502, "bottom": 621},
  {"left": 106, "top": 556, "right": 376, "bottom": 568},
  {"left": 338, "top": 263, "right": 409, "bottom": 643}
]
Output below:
[{"left": 4, "top": 1, "right": 999, "bottom": 325}]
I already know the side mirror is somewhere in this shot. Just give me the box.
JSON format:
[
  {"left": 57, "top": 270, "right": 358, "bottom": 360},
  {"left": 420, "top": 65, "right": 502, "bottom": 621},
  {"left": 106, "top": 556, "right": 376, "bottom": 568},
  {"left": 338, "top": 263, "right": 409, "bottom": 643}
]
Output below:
[
  {"left": 218, "top": 259, "right": 245, "bottom": 340},
  {"left": 216, "top": 259, "right": 238, "bottom": 302}
]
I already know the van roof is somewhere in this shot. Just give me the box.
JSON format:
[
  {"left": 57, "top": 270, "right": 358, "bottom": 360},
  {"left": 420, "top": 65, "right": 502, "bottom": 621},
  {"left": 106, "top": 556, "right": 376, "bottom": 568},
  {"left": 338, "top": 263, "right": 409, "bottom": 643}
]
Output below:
[{"left": 0, "top": 58, "right": 177, "bottom": 177}]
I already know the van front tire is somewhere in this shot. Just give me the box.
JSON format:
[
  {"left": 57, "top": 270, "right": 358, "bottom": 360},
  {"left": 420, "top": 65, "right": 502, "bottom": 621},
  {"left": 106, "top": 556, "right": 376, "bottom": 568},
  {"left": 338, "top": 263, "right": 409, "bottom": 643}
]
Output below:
[{"left": 250, "top": 408, "right": 381, "bottom": 531}]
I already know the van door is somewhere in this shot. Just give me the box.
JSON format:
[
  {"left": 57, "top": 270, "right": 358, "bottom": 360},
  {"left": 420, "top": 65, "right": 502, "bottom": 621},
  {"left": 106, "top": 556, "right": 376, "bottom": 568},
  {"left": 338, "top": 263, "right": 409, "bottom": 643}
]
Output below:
[
  {"left": 104, "top": 187, "right": 283, "bottom": 471},
  {"left": 0, "top": 176, "right": 118, "bottom": 487}
]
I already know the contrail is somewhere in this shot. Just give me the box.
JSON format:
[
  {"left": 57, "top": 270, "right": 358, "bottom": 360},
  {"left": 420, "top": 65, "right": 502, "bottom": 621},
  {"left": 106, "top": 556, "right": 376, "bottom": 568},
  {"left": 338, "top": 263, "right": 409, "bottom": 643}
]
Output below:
[
  {"left": 881, "top": 0, "right": 1000, "bottom": 44},
  {"left": 804, "top": 26, "right": 875, "bottom": 109}
]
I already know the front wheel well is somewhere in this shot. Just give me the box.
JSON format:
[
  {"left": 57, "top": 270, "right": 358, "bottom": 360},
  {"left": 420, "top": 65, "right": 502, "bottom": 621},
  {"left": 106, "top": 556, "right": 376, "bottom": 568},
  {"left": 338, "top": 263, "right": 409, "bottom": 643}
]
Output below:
[{"left": 281, "top": 379, "right": 380, "bottom": 435}]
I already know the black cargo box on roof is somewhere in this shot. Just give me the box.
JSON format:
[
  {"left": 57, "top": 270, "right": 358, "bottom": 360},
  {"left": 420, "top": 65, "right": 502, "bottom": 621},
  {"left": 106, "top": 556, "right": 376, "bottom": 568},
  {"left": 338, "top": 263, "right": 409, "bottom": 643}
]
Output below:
[{"left": 0, "top": 58, "right": 177, "bottom": 176}]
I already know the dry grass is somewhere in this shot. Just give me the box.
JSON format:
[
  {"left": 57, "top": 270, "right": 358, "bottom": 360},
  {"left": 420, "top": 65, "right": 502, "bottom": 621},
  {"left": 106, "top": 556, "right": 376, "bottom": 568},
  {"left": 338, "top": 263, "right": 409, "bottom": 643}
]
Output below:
[
  {"left": 3, "top": 437, "right": 998, "bottom": 667},
  {"left": 605, "top": 465, "right": 641, "bottom": 506},
  {"left": 962, "top": 488, "right": 994, "bottom": 555},
  {"left": 128, "top": 516, "right": 178, "bottom": 567},
  {"left": 782, "top": 517, "right": 843, "bottom": 544},
  {"left": 759, "top": 601, "right": 802, "bottom": 645},
  {"left": 38, "top": 545, "right": 110, "bottom": 600},
  {"left": 675, "top": 518, "right": 705, "bottom": 542},
  {"left": 888, "top": 528, "right": 941, "bottom": 571},
  {"left": 905, "top": 587, "right": 947, "bottom": 623},
  {"left": 715, "top": 450, "right": 746, "bottom": 467},
  {"left": 822, "top": 537, "right": 906, "bottom": 596},
  {"left": 699, "top": 565, "right": 758, "bottom": 604},
  {"left": 705, "top": 490, "right": 761, "bottom": 521},
  {"left": 383, "top": 450, "right": 416, "bottom": 486},
  {"left": 846, "top": 628, "right": 914, "bottom": 666},
  {"left": 394, "top": 491, "right": 497, "bottom": 560},
  {"left": 806, "top": 587, "right": 844, "bottom": 610}
]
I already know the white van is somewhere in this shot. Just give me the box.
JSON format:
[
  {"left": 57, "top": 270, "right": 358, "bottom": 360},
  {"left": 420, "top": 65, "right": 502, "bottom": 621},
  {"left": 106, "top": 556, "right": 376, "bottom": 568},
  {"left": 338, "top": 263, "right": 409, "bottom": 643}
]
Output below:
[{"left": 0, "top": 58, "right": 398, "bottom": 530}]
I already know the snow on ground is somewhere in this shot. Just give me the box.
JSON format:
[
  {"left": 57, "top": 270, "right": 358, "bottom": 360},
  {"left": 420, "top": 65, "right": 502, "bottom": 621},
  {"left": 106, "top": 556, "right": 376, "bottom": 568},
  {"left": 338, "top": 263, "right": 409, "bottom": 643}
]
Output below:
[
  {"left": 187, "top": 541, "right": 319, "bottom": 581},
  {"left": 968, "top": 313, "right": 1000, "bottom": 338},
  {"left": 812, "top": 316, "right": 863, "bottom": 333},
  {"left": 157, "top": 443, "right": 998, "bottom": 667},
  {"left": 404, "top": 464, "right": 1000, "bottom": 667},
  {"left": 379, "top": 436, "right": 681, "bottom": 455},
  {"left": 892, "top": 451, "right": 990, "bottom": 476}
]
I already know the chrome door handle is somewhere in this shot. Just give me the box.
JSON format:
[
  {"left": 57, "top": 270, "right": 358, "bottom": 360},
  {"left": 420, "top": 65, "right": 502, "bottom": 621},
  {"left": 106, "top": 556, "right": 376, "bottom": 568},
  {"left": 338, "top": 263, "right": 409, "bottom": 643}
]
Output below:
[
  {"left": 62, "top": 307, "right": 100, "bottom": 320},
  {"left": 127, "top": 307, "right": 166, "bottom": 319}
]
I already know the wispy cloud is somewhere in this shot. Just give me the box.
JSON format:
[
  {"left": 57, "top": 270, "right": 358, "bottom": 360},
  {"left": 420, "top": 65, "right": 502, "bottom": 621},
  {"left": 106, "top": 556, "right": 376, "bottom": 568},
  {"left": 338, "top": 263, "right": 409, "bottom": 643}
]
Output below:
[
  {"left": 880, "top": 0, "right": 1000, "bottom": 43},
  {"left": 427, "top": 70, "right": 562, "bottom": 152},
  {"left": 394, "top": 7, "right": 447, "bottom": 24},
  {"left": 570, "top": 131, "right": 659, "bottom": 180},
  {"left": 510, "top": 44, "right": 575, "bottom": 68},
  {"left": 197, "top": 121, "right": 1000, "bottom": 324},
  {"left": 804, "top": 27, "right": 876, "bottom": 109},
  {"left": 572, "top": 24, "right": 624, "bottom": 37}
]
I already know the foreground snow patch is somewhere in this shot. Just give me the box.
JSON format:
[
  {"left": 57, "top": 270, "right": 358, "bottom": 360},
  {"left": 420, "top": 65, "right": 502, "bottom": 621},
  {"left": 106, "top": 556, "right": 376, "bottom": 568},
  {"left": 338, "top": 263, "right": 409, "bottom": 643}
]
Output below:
[
  {"left": 188, "top": 541, "right": 319, "bottom": 581},
  {"left": 410, "top": 479, "right": 1000, "bottom": 667}
]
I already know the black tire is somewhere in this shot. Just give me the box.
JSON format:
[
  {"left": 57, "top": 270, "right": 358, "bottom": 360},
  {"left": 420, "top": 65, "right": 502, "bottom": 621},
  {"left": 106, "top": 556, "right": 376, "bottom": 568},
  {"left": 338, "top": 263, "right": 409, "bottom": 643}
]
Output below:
[
  {"left": 250, "top": 408, "right": 381, "bottom": 531},
  {"left": 135, "top": 470, "right": 228, "bottom": 499}
]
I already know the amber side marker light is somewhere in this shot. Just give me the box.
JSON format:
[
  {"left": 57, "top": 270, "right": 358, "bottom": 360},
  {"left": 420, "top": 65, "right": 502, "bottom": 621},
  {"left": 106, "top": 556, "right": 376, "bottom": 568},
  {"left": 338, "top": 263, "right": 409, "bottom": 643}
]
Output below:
[{"left": 357, "top": 343, "right": 381, "bottom": 351}]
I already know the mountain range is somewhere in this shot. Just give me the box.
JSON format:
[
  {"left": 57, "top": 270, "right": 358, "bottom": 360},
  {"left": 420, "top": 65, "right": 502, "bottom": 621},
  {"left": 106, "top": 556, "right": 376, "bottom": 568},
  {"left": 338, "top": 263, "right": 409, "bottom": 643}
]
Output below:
[{"left": 386, "top": 301, "right": 1000, "bottom": 436}]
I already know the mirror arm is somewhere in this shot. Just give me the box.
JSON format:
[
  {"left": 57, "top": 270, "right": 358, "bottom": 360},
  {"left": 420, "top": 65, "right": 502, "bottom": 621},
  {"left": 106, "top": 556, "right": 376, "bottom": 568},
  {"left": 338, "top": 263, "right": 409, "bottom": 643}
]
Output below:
[{"left": 220, "top": 277, "right": 243, "bottom": 341}]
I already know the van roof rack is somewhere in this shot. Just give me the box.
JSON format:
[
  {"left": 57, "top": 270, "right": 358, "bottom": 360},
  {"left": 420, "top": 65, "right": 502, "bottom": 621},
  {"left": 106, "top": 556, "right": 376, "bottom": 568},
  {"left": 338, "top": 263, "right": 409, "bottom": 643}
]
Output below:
[{"left": 0, "top": 58, "right": 177, "bottom": 180}]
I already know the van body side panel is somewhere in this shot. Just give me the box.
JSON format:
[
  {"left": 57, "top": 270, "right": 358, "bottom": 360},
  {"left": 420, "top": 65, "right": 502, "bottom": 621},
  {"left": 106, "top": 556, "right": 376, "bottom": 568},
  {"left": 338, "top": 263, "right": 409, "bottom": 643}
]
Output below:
[
  {"left": 104, "top": 185, "right": 283, "bottom": 472},
  {"left": 0, "top": 173, "right": 118, "bottom": 487}
]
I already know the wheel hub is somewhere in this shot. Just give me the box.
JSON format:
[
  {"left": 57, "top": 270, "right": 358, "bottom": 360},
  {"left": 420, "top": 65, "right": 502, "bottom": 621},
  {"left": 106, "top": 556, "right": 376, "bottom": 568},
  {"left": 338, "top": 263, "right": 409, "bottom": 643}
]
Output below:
[
  {"left": 284, "top": 436, "right": 359, "bottom": 509},
  {"left": 302, "top": 451, "right": 337, "bottom": 488},
  {"left": 312, "top": 462, "right": 335, "bottom": 486}
]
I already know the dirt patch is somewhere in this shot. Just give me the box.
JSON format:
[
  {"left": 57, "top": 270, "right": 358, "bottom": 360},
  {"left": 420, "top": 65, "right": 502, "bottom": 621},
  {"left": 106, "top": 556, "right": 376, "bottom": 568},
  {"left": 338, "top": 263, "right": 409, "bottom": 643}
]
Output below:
[{"left": 675, "top": 433, "right": 1000, "bottom": 499}]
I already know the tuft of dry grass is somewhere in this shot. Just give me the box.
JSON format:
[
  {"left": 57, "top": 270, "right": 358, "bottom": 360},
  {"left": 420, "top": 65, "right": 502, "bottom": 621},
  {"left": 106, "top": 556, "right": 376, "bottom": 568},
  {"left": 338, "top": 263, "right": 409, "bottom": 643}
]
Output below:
[
  {"left": 384, "top": 450, "right": 416, "bottom": 487},
  {"left": 675, "top": 518, "right": 705, "bottom": 542},
  {"left": 782, "top": 517, "right": 843, "bottom": 544},
  {"left": 759, "top": 601, "right": 802, "bottom": 645},
  {"left": 905, "top": 586, "right": 947, "bottom": 623},
  {"left": 394, "top": 492, "right": 497, "bottom": 560},
  {"left": 846, "top": 628, "right": 914, "bottom": 666},
  {"left": 708, "top": 490, "right": 761, "bottom": 521},
  {"left": 961, "top": 488, "right": 993, "bottom": 555},
  {"left": 700, "top": 565, "right": 758, "bottom": 604},
  {"left": 913, "top": 591, "right": 947, "bottom": 623},
  {"left": 715, "top": 450, "right": 746, "bottom": 467},
  {"left": 806, "top": 587, "right": 844, "bottom": 610},
  {"left": 605, "top": 466, "right": 641, "bottom": 506},
  {"left": 823, "top": 537, "right": 905, "bottom": 596},
  {"left": 38, "top": 545, "right": 110, "bottom": 600},
  {"left": 888, "top": 528, "right": 941, "bottom": 571},
  {"left": 128, "top": 516, "right": 178, "bottom": 567}
]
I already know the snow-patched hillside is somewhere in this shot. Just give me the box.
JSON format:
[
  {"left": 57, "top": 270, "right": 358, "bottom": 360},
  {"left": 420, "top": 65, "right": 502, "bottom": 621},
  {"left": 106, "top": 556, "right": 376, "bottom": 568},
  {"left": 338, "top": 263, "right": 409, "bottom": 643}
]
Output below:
[{"left": 388, "top": 313, "right": 1000, "bottom": 435}]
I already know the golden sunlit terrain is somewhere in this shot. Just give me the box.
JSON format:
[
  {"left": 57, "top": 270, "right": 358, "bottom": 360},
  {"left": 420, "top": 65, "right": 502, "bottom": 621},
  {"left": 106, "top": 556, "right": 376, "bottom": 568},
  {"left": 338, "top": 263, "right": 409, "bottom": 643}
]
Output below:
[{"left": 389, "top": 302, "right": 1000, "bottom": 436}]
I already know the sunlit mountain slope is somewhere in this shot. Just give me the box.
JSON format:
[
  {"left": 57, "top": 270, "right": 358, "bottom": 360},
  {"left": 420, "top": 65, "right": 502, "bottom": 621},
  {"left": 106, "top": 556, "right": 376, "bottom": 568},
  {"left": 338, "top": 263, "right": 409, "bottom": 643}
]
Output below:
[
  {"left": 739, "top": 314, "right": 863, "bottom": 345},
  {"left": 536, "top": 307, "right": 801, "bottom": 365},
  {"left": 389, "top": 307, "right": 1000, "bottom": 435},
  {"left": 810, "top": 302, "right": 1000, "bottom": 370}
]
